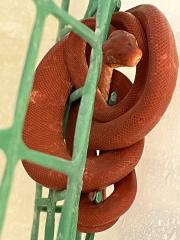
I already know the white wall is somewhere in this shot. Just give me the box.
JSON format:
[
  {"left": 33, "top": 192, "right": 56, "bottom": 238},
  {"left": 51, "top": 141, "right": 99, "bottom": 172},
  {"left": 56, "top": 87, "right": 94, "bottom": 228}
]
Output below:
[{"left": 0, "top": 1, "right": 179, "bottom": 239}]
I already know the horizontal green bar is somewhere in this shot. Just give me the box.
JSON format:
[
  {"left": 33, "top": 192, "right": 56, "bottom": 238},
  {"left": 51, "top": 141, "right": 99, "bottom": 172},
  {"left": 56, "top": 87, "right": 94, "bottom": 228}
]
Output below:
[
  {"left": 40, "top": 205, "right": 63, "bottom": 213},
  {"left": 19, "top": 142, "right": 74, "bottom": 176},
  {"left": 53, "top": 190, "right": 66, "bottom": 202},
  {"left": 36, "top": 192, "right": 66, "bottom": 207},
  {"left": 36, "top": 198, "right": 50, "bottom": 207}
]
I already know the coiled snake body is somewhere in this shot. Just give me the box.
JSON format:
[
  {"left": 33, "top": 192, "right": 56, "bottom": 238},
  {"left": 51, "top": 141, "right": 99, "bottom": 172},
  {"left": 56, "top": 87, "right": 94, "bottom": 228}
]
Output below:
[{"left": 22, "top": 5, "right": 178, "bottom": 233}]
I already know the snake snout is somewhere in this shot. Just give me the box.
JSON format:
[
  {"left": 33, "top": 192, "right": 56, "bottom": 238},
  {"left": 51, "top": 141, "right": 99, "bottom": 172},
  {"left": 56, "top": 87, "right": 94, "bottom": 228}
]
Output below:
[
  {"left": 127, "top": 46, "right": 142, "bottom": 67},
  {"left": 103, "top": 30, "right": 142, "bottom": 68}
]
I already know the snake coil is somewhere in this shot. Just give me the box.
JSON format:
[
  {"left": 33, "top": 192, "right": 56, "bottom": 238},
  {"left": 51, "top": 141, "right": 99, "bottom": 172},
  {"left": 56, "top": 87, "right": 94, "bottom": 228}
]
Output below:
[{"left": 22, "top": 5, "right": 178, "bottom": 233}]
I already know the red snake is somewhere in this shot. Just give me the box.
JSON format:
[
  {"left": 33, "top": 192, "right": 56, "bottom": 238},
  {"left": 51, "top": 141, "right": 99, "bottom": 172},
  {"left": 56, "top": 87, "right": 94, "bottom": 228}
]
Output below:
[{"left": 22, "top": 5, "right": 178, "bottom": 233}]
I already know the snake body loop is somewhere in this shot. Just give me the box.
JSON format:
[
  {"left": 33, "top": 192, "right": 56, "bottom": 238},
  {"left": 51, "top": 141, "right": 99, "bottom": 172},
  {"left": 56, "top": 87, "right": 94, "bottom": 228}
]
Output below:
[{"left": 22, "top": 5, "right": 178, "bottom": 233}]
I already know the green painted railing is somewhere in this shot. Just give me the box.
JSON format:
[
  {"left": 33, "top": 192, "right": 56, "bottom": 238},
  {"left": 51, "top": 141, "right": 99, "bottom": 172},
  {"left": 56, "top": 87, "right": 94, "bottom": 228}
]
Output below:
[{"left": 0, "top": 0, "right": 121, "bottom": 239}]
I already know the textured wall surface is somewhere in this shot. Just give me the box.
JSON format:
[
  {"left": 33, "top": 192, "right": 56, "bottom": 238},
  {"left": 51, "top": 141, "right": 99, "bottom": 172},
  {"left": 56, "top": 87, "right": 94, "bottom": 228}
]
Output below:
[{"left": 0, "top": 1, "right": 179, "bottom": 239}]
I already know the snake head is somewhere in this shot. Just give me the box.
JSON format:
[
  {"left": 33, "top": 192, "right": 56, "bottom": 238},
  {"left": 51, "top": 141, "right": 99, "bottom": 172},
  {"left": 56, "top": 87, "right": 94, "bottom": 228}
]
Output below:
[{"left": 103, "top": 30, "right": 142, "bottom": 68}]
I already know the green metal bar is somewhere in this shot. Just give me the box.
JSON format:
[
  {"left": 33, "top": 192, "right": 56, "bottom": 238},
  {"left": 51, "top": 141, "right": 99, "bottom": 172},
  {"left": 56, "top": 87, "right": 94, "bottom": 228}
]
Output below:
[
  {"left": 61, "top": 0, "right": 71, "bottom": 14},
  {"left": 40, "top": 205, "right": 63, "bottom": 213},
  {"left": 36, "top": 198, "right": 49, "bottom": 207},
  {"left": 57, "top": 176, "right": 83, "bottom": 240},
  {"left": 0, "top": 132, "right": 24, "bottom": 236},
  {"left": 115, "top": 0, "right": 121, "bottom": 12},
  {"left": 49, "top": 1, "right": 96, "bottom": 47},
  {"left": 0, "top": 11, "right": 51, "bottom": 214},
  {"left": 0, "top": 162, "right": 16, "bottom": 236},
  {"left": 117, "top": 0, "right": 122, "bottom": 7},
  {"left": 31, "top": 184, "right": 42, "bottom": 240},
  {"left": 59, "top": 0, "right": 121, "bottom": 37},
  {"left": 19, "top": 144, "right": 73, "bottom": 176},
  {"left": 31, "top": 186, "right": 66, "bottom": 239},
  {"left": 0, "top": 128, "right": 11, "bottom": 150},
  {"left": 44, "top": 190, "right": 56, "bottom": 240},
  {"left": 12, "top": 10, "right": 46, "bottom": 133},
  {"left": 72, "top": 0, "right": 116, "bottom": 163},
  {"left": 57, "top": 0, "right": 71, "bottom": 40},
  {"left": 85, "top": 233, "right": 95, "bottom": 240},
  {"left": 53, "top": 190, "right": 66, "bottom": 202},
  {"left": 95, "top": 191, "right": 103, "bottom": 204},
  {"left": 69, "top": 87, "right": 84, "bottom": 103},
  {"left": 56, "top": 1, "right": 116, "bottom": 240},
  {"left": 108, "top": 91, "right": 117, "bottom": 106},
  {"left": 72, "top": 51, "right": 102, "bottom": 162},
  {"left": 84, "top": 0, "right": 98, "bottom": 18},
  {"left": 63, "top": 87, "right": 83, "bottom": 135},
  {"left": 58, "top": 25, "right": 73, "bottom": 39},
  {"left": 75, "top": 231, "right": 82, "bottom": 240},
  {"left": 84, "top": 0, "right": 121, "bottom": 18}
]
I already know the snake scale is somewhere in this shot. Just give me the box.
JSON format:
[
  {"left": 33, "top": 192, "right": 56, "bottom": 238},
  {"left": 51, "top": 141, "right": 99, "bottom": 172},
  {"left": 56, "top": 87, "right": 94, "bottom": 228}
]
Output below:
[{"left": 22, "top": 5, "right": 178, "bottom": 233}]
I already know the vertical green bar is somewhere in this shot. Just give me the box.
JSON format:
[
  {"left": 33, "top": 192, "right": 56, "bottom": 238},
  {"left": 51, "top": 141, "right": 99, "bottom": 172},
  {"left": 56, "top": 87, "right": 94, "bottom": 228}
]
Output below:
[
  {"left": 75, "top": 231, "right": 82, "bottom": 240},
  {"left": 31, "top": 184, "right": 42, "bottom": 240},
  {"left": 57, "top": 0, "right": 71, "bottom": 40},
  {"left": 56, "top": 1, "right": 116, "bottom": 240},
  {"left": 0, "top": 162, "right": 16, "bottom": 237},
  {"left": 44, "top": 190, "right": 56, "bottom": 240},
  {"left": 12, "top": 10, "right": 46, "bottom": 133},
  {"left": 85, "top": 233, "right": 95, "bottom": 240},
  {"left": 84, "top": 0, "right": 98, "bottom": 18},
  {"left": 0, "top": 5, "right": 47, "bottom": 238}
]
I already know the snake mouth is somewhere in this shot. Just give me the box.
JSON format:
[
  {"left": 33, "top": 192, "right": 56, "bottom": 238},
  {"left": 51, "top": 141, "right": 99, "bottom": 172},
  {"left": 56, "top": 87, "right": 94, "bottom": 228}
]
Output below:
[
  {"left": 104, "top": 55, "right": 122, "bottom": 68},
  {"left": 105, "top": 51, "right": 142, "bottom": 68},
  {"left": 108, "top": 63, "right": 122, "bottom": 68},
  {"left": 126, "top": 51, "right": 143, "bottom": 67}
]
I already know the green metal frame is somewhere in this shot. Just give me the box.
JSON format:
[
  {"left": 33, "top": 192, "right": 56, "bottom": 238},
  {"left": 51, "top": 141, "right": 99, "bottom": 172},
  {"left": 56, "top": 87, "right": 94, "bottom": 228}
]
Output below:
[{"left": 0, "top": 0, "right": 121, "bottom": 239}]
